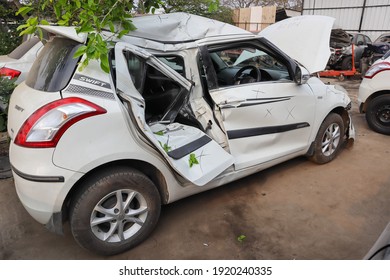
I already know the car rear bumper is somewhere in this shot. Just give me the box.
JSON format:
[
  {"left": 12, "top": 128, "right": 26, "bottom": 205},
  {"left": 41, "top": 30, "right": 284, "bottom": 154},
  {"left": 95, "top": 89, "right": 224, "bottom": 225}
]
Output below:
[
  {"left": 358, "top": 79, "right": 374, "bottom": 113},
  {"left": 9, "top": 142, "right": 82, "bottom": 226}
]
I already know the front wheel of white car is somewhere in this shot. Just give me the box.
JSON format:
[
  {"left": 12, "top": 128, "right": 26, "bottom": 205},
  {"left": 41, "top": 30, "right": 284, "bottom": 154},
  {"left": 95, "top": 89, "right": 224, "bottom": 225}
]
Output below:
[
  {"left": 70, "top": 167, "right": 161, "bottom": 256},
  {"left": 309, "top": 113, "right": 345, "bottom": 164}
]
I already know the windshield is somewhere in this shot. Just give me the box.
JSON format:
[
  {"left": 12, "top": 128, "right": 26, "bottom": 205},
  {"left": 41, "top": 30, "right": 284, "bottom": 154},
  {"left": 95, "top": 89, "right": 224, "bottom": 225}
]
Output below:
[
  {"left": 214, "top": 48, "right": 287, "bottom": 71},
  {"left": 375, "top": 34, "right": 390, "bottom": 43},
  {"left": 26, "top": 37, "right": 82, "bottom": 92}
]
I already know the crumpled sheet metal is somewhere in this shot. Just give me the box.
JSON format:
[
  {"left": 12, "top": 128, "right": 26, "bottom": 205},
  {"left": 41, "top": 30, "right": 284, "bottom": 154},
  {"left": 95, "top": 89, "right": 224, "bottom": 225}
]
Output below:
[{"left": 129, "top": 12, "right": 251, "bottom": 43}]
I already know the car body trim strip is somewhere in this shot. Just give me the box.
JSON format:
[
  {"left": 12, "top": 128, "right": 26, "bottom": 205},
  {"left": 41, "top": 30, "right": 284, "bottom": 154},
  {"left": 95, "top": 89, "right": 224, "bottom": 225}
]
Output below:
[
  {"left": 11, "top": 165, "right": 65, "bottom": 183},
  {"left": 227, "top": 122, "right": 310, "bottom": 139},
  {"left": 168, "top": 135, "right": 212, "bottom": 159},
  {"left": 219, "top": 96, "right": 293, "bottom": 109}
]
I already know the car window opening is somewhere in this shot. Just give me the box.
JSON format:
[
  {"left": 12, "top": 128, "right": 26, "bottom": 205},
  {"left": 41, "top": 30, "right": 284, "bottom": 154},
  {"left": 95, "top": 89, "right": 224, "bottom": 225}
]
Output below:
[
  {"left": 124, "top": 51, "right": 202, "bottom": 130},
  {"left": 208, "top": 45, "right": 292, "bottom": 88},
  {"left": 26, "top": 37, "right": 82, "bottom": 92}
]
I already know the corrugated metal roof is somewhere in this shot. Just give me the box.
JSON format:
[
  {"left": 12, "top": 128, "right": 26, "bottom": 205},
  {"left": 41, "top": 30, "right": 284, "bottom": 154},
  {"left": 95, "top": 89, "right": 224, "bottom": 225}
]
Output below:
[
  {"left": 304, "top": 0, "right": 364, "bottom": 9},
  {"left": 302, "top": 0, "right": 390, "bottom": 40}
]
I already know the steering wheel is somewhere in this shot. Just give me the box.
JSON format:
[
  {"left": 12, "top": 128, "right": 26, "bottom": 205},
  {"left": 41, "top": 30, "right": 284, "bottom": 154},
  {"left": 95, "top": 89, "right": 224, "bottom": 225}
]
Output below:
[{"left": 233, "top": 65, "right": 261, "bottom": 85}]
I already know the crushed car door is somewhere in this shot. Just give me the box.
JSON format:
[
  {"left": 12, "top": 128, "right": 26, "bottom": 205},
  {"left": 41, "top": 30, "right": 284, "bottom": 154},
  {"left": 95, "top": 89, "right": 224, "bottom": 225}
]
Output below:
[
  {"left": 114, "top": 42, "right": 234, "bottom": 186},
  {"left": 201, "top": 44, "right": 316, "bottom": 170}
]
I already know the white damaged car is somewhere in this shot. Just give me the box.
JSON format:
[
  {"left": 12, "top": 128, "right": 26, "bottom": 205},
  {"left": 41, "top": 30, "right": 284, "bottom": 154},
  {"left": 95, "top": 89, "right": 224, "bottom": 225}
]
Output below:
[{"left": 8, "top": 14, "right": 355, "bottom": 255}]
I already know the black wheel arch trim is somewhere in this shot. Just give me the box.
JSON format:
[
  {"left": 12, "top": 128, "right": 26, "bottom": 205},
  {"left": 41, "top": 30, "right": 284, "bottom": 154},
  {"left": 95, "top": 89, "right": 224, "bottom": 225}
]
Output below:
[{"left": 11, "top": 165, "right": 65, "bottom": 183}]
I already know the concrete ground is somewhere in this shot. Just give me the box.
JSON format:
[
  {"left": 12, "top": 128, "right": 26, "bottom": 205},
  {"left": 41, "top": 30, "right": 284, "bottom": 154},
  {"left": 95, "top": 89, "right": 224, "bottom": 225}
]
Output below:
[{"left": 1, "top": 77, "right": 390, "bottom": 260}]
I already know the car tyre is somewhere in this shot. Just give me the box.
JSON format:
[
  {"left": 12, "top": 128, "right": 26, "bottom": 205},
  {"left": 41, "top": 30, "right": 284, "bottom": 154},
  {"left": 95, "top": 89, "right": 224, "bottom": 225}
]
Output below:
[
  {"left": 309, "top": 113, "right": 345, "bottom": 164},
  {"left": 365, "top": 95, "right": 390, "bottom": 135},
  {"left": 69, "top": 166, "right": 161, "bottom": 256}
]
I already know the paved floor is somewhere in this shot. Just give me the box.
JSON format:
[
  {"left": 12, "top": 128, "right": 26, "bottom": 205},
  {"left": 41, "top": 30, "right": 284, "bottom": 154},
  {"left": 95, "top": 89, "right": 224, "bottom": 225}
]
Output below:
[{"left": 1, "top": 77, "right": 390, "bottom": 260}]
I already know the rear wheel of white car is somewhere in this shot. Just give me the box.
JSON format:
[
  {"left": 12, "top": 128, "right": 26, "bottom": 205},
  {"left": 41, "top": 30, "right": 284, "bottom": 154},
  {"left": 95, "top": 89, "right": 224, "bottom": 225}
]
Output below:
[
  {"left": 69, "top": 167, "right": 161, "bottom": 256},
  {"left": 365, "top": 95, "right": 390, "bottom": 135},
  {"left": 309, "top": 113, "right": 345, "bottom": 164}
]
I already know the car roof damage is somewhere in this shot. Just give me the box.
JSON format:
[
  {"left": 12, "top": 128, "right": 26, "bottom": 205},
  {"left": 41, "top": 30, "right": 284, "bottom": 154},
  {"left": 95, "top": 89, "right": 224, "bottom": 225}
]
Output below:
[
  {"left": 129, "top": 12, "right": 252, "bottom": 43},
  {"left": 39, "top": 13, "right": 335, "bottom": 74}
]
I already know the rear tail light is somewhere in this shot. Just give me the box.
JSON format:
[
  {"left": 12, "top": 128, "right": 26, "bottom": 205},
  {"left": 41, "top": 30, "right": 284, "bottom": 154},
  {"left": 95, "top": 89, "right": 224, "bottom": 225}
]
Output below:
[
  {"left": 0, "top": 67, "right": 21, "bottom": 79},
  {"left": 364, "top": 62, "right": 390, "bottom": 79},
  {"left": 15, "top": 97, "right": 106, "bottom": 148}
]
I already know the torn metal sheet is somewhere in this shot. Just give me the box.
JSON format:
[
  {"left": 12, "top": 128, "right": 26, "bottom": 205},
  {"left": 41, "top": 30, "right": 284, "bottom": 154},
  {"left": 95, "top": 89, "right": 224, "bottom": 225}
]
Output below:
[{"left": 129, "top": 13, "right": 252, "bottom": 43}]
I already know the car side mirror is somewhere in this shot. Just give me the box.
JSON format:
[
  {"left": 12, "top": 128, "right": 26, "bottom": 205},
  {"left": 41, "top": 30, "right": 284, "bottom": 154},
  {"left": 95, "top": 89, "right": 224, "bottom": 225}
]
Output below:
[{"left": 294, "top": 65, "right": 310, "bottom": 85}]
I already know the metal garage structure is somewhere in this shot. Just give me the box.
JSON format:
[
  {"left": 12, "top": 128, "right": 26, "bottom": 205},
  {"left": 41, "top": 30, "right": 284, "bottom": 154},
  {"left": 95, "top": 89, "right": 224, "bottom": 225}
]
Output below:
[{"left": 302, "top": 0, "right": 390, "bottom": 41}]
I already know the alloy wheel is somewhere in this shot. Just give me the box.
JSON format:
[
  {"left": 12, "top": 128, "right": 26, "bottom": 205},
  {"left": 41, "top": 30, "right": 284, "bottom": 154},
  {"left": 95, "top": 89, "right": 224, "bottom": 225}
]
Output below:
[
  {"left": 321, "top": 123, "right": 341, "bottom": 157},
  {"left": 90, "top": 189, "right": 148, "bottom": 242}
]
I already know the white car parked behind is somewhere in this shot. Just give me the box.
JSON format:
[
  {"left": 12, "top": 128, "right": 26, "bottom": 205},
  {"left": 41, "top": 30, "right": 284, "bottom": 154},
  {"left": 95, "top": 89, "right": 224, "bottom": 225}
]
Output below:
[
  {"left": 359, "top": 51, "right": 390, "bottom": 135},
  {"left": 0, "top": 36, "right": 43, "bottom": 83},
  {"left": 8, "top": 14, "right": 355, "bottom": 255}
]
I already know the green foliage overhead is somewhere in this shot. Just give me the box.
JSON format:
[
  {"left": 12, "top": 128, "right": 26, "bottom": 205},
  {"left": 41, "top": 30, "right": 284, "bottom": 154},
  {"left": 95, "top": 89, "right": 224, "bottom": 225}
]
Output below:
[
  {"left": 16, "top": 0, "right": 221, "bottom": 73},
  {"left": 16, "top": 0, "right": 140, "bottom": 73}
]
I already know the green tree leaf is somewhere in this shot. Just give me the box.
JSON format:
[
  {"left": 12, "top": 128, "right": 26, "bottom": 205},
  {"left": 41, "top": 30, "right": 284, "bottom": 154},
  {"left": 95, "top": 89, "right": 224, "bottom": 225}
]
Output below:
[
  {"left": 154, "top": 131, "right": 165, "bottom": 136},
  {"left": 118, "top": 29, "right": 129, "bottom": 38},
  {"left": 237, "top": 234, "right": 246, "bottom": 243},
  {"left": 208, "top": 0, "right": 220, "bottom": 13},
  {"left": 40, "top": 19, "right": 50, "bottom": 25},
  {"left": 15, "top": 6, "right": 32, "bottom": 17},
  {"left": 16, "top": 24, "right": 29, "bottom": 31},
  {"left": 158, "top": 141, "right": 171, "bottom": 153},
  {"left": 189, "top": 153, "right": 199, "bottom": 168},
  {"left": 100, "top": 53, "right": 110, "bottom": 73},
  {"left": 77, "top": 24, "right": 95, "bottom": 33},
  {"left": 19, "top": 26, "right": 35, "bottom": 36},
  {"left": 108, "top": 22, "right": 115, "bottom": 33},
  {"left": 73, "top": 45, "right": 88, "bottom": 59}
]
